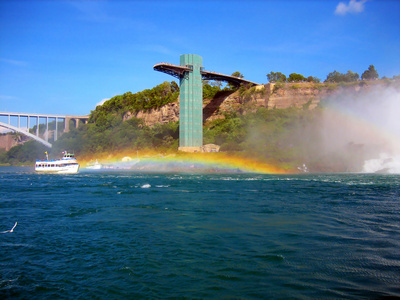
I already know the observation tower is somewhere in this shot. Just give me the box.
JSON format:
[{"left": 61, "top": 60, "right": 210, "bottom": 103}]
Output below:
[{"left": 154, "top": 54, "right": 258, "bottom": 152}]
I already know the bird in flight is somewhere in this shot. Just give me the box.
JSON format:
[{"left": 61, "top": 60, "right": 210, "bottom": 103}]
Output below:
[{"left": 1, "top": 222, "right": 17, "bottom": 233}]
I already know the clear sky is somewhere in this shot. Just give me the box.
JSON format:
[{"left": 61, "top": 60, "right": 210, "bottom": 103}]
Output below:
[{"left": 0, "top": 0, "right": 399, "bottom": 116}]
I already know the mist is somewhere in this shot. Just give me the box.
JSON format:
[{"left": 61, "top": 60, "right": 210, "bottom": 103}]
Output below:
[
  {"left": 245, "top": 83, "right": 400, "bottom": 173},
  {"left": 307, "top": 84, "right": 400, "bottom": 173}
]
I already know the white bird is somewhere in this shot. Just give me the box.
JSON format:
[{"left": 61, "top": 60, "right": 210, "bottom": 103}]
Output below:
[{"left": 1, "top": 222, "right": 17, "bottom": 233}]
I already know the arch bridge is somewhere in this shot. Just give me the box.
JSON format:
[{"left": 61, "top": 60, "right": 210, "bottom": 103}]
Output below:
[{"left": 0, "top": 112, "right": 89, "bottom": 148}]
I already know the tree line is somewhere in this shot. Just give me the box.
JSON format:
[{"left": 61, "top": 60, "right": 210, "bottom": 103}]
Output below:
[
  {"left": 267, "top": 65, "right": 380, "bottom": 83},
  {"left": 91, "top": 81, "right": 179, "bottom": 124}
]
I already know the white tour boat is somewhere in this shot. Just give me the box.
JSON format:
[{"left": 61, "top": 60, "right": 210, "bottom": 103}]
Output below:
[{"left": 35, "top": 151, "right": 80, "bottom": 174}]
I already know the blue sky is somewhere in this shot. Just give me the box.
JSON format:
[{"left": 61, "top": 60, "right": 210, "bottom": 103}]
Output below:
[{"left": 0, "top": 0, "right": 399, "bottom": 116}]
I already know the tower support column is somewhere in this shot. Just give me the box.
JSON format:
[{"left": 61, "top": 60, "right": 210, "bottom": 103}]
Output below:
[{"left": 178, "top": 54, "right": 203, "bottom": 152}]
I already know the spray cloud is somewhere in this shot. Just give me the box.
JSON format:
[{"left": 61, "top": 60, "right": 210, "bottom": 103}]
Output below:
[
  {"left": 244, "top": 83, "right": 400, "bottom": 173},
  {"left": 315, "top": 84, "right": 400, "bottom": 173}
]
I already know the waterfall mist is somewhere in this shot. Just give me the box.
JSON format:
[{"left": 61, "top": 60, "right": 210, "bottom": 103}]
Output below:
[
  {"left": 312, "top": 84, "right": 400, "bottom": 173},
  {"left": 244, "top": 83, "right": 400, "bottom": 173}
]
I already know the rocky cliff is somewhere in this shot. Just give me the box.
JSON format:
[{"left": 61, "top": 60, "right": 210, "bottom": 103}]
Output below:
[
  {"left": 126, "top": 82, "right": 341, "bottom": 127},
  {"left": 118, "top": 81, "right": 388, "bottom": 127},
  {"left": 0, "top": 134, "right": 30, "bottom": 151},
  {"left": 123, "top": 102, "right": 180, "bottom": 126}
]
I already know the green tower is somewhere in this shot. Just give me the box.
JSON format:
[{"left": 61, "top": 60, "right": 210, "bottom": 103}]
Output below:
[
  {"left": 153, "top": 54, "right": 258, "bottom": 152},
  {"left": 178, "top": 54, "right": 203, "bottom": 152}
]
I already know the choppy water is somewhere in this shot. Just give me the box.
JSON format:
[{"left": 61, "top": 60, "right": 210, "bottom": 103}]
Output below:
[{"left": 1, "top": 167, "right": 399, "bottom": 299}]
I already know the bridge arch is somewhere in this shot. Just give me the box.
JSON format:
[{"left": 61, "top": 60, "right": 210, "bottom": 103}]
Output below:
[
  {"left": 0, "top": 121, "right": 52, "bottom": 148},
  {"left": 0, "top": 113, "right": 89, "bottom": 149}
]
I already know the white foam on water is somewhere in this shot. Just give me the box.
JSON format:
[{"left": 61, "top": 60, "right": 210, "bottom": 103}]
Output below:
[{"left": 362, "top": 153, "right": 400, "bottom": 174}]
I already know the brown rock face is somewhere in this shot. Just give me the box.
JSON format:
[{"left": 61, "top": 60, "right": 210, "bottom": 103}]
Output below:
[
  {"left": 0, "top": 134, "right": 30, "bottom": 151},
  {"left": 202, "top": 83, "right": 329, "bottom": 122},
  {"left": 266, "top": 83, "right": 325, "bottom": 109},
  {"left": 124, "top": 82, "right": 370, "bottom": 127},
  {"left": 123, "top": 102, "right": 180, "bottom": 127}
]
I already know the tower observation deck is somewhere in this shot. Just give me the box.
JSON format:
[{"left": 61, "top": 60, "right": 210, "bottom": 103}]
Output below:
[{"left": 154, "top": 54, "right": 258, "bottom": 152}]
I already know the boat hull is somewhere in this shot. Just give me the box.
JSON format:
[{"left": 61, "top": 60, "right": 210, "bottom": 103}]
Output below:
[{"left": 35, "top": 163, "right": 80, "bottom": 174}]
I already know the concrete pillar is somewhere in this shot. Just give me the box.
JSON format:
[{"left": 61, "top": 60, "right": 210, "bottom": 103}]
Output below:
[
  {"left": 65, "top": 117, "right": 70, "bottom": 132},
  {"left": 36, "top": 116, "right": 39, "bottom": 136},
  {"left": 46, "top": 117, "right": 49, "bottom": 142},
  {"left": 55, "top": 117, "right": 58, "bottom": 141}
]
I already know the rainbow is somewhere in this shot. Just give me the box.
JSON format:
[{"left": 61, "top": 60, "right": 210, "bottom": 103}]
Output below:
[
  {"left": 81, "top": 151, "right": 289, "bottom": 174},
  {"left": 322, "top": 92, "right": 400, "bottom": 152}
]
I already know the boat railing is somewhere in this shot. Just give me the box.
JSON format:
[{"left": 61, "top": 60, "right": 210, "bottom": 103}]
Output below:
[
  {"left": 36, "top": 158, "right": 76, "bottom": 162},
  {"left": 36, "top": 159, "right": 58, "bottom": 162}
]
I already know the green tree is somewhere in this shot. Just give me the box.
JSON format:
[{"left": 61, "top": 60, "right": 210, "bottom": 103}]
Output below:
[
  {"left": 0, "top": 140, "right": 48, "bottom": 165},
  {"left": 227, "top": 71, "right": 244, "bottom": 90},
  {"left": 204, "top": 116, "right": 246, "bottom": 151},
  {"left": 288, "top": 73, "right": 306, "bottom": 82},
  {"left": 231, "top": 71, "right": 244, "bottom": 79},
  {"left": 345, "top": 70, "right": 360, "bottom": 82},
  {"left": 89, "top": 81, "right": 179, "bottom": 124},
  {"left": 267, "top": 71, "right": 287, "bottom": 83},
  {"left": 326, "top": 70, "right": 359, "bottom": 83},
  {"left": 361, "top": 65, "right": 379, "bottom": 80},
  {"left": 211, "top": 80, "right": 223, "bottom": 88},
  {"left": 203, "top": 82, "right": 222, "bottom": 99},
  {"left": 306, "top": 76, "right": 321, "bottom": 83},
  {"left": 326, "top": 70, "right": 341, "bottom": 83}
]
